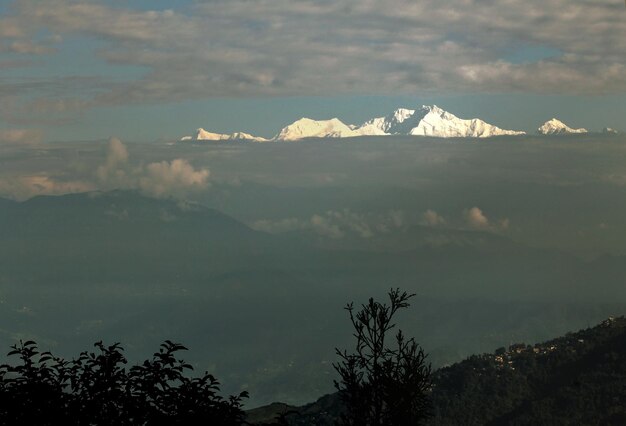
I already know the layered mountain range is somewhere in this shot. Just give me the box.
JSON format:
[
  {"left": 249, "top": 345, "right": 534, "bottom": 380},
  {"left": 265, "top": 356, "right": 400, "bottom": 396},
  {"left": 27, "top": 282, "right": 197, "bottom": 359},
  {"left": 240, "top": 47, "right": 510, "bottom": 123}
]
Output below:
[{"left": 181, "top": 105, "right": 613, "bottom": 142}]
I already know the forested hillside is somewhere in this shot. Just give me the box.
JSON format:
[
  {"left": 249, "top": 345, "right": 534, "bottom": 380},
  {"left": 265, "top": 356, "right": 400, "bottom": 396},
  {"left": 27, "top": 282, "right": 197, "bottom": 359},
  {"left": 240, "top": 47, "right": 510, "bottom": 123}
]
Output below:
[{"left": 249, "top": 317, "right": 626, "bottom": 425}]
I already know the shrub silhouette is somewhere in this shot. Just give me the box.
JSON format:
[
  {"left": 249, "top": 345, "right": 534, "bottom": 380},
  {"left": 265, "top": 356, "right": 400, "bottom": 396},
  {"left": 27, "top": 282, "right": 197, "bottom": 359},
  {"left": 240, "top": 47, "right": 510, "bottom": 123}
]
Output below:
[
  {"left": 0, "top": 340, "right": 247, "bottom": 425},
  {"left": 333, "top": 288, "right": 432, "bottom": 426}
]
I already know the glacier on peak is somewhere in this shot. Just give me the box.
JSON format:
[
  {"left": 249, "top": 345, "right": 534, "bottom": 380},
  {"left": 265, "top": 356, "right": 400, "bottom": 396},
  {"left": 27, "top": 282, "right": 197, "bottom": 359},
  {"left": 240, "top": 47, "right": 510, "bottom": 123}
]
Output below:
[
  {"left": 181, "top": 128, "right": 267, "bottom": 142},
  {"left": 357, "top": 105, "right": 525, "bottom": 138},
  {"left": 272, "top": 117, "right": 361, "bottom": 141},
  {"left": 181, "top": 105, "right": 535, "bottom": 142},
  {"left": 537, "top": 119, "right": 588, "bottom": 135}
]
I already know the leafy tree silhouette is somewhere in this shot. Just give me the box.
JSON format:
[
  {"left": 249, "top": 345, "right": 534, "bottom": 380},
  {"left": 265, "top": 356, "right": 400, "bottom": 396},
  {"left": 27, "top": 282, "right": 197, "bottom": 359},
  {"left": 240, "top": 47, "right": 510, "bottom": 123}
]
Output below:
[
  {"left": 333, "top": 288, "right": 432, "bottom": 426},
  {"left": 0, "top": 340, "right": 247, "bottom": 425}
]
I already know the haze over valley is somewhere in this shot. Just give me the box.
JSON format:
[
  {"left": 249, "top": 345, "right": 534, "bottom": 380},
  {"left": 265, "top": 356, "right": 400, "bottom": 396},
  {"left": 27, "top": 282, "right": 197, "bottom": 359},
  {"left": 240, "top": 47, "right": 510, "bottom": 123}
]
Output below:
[{"left": 2, "top": 133, "right": 626, "bottom": 406}]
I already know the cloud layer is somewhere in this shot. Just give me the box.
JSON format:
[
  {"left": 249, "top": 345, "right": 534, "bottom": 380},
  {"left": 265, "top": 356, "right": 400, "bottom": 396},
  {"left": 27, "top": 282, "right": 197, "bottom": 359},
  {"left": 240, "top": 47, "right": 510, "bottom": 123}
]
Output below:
[
  {"left": 1, "top": 0, "right": 624, "bottom": 125},
  {"left": 0, "top": 137, "right": 211, "bottom": 200},
  {"left": 253, "top": 207, "right": 511, "bottom": 240},
  {"left": 253, "top": 209, "right": 406, "bottom": 239}
]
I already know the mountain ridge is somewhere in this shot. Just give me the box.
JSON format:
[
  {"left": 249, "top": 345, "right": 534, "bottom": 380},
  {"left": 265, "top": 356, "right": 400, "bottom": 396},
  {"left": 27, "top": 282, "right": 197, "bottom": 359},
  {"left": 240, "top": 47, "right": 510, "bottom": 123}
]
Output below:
[
  {"left": 181, "top": 128, "right": 268, "bottom": 142},
  {"left": 181, "top": 105, "right": 528, "bottom": 141},
  {"left": 357, "top": 105, "right": 526, "bottom": 138},
  {"left": 537, "top": 118, "right": 588, "bottom": 135},
  {"left": 180, "top": 105, "right": 612, "bottom": 142}
]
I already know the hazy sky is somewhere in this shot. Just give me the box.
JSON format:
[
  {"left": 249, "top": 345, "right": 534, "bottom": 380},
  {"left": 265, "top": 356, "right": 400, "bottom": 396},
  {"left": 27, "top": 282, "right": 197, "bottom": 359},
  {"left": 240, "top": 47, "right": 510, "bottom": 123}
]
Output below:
[{"left": 1, "top": 0, "right": 625, "bottom": 142}]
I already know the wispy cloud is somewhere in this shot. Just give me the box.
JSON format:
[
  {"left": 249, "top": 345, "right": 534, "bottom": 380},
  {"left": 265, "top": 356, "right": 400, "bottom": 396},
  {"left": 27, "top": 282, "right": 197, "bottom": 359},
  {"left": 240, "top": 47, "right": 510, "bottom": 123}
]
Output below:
[
  {"left": 4, "top": 40, "right": 56, "bottom": 54},
  {"left": 252, "top": 209, "right": 406, "bottom": 239},
  {"left": 0, "top": 0, "right": 624, "bottom": 124},
  {"left": 0, "top": 175, "right": 94, "bottom": 200},
  {"left": 0, "top": 128, "right": 43, "bottom": 145}
]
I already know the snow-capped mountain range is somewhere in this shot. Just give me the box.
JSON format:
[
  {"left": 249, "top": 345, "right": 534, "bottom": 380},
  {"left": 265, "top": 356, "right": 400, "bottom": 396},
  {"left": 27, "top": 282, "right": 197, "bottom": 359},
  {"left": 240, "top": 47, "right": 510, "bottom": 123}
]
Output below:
[
  {"left": 181, "top": 105, "right": 615, "bottom": 142},
  {"left": 359, "top": 105, "right": 525, "bottom": 138}
]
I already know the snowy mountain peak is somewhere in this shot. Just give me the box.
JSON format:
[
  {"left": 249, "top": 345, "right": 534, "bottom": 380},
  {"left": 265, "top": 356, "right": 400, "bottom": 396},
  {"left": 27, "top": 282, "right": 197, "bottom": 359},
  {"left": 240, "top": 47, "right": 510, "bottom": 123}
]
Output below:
[
  {"left": 537, "top": 119, "right": 588, "bottom": 135},
  {"left": 181, "top": 128, "right": 267, "bottom": 142},
  {"left": 357, "top": 105, "right": 525, "bottom": 138},
  {"left": 602, "top": 127, "right": 619, "bottom": 135},
  {"left": 273, "top": 117, "right": 359, "bottom": 141},
  {"left": 392, "top": 108, "right": 417, "bottom": 123},
  {"left": 360, "top": 107, "right": 425, "bottom": 135}
]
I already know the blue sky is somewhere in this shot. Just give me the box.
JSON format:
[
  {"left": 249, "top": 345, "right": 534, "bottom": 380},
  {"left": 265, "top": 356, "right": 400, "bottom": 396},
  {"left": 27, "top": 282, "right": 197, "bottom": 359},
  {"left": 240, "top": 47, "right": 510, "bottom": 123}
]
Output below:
[{"left": 1, "top": 0, "right": 625, "bottom": 142}]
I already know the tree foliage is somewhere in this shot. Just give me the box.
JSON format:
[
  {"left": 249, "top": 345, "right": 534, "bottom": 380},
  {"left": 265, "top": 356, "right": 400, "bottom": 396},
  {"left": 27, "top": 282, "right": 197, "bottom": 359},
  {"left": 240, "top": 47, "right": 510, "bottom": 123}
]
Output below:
[
  {"left": 0, "top": 340, "right": 247, "bottom": 425},
  {"left": 333, "top": 288, "right": 431, "bottom": 426},
  {"left": 429, "top": 317, "right": 626, "bottom": 425}
]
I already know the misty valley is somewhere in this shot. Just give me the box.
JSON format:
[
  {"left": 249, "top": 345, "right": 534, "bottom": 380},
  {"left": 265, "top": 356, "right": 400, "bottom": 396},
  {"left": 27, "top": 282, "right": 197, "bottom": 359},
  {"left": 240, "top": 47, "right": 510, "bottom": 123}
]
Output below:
[{"left": 2, "top": 135, "right": 626, "bottom": 411}]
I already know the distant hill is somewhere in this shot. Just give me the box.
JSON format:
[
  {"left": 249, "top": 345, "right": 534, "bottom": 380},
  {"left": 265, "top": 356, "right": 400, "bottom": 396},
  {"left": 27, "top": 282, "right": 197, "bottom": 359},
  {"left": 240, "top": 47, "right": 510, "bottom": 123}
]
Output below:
[
  {"left": 0, "top": 190, "right": 290, "bottom": 279},
  {"left": 248, "top": 317, "right": 626, "bottom": 425}
]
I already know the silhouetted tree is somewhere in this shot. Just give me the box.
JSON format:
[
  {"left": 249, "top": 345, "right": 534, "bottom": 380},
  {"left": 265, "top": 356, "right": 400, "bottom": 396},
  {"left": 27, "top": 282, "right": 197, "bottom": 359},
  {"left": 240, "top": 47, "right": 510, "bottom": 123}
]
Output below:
[
  {"left": 333, "top": 288, "right": 431, "bottom": 426},
  {"left": 0, "top": 340, "right": 247, "bottom": 425}
]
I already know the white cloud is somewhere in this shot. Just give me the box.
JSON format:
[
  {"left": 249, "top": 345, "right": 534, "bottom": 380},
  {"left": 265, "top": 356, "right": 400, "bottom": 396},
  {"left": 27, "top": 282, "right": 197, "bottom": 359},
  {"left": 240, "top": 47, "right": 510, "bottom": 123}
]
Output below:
[
  {"left": 94, "top": 137, "right": 210, "bottom": 198},
  {"left": 96, "top": 137, "right": 130, "bottom": 186},
  {"left": 464, "top": 206, "right": 510, "bottom": 232},
  {"left": 312, "top": 209, "right": 408, "bottom": 239},
  {"left": 252, "top": 218, "right": 303, "bottom": 234},
  {"left": 252, "top": 209, "right": 406, "bottom": 239},
  {"left": 310, "top": 214, "right": 346, "bottom": 239},
  {"left": 139, "top": 158, "right": 210, "bottom": 198},
  {"left": 0, "top": 137, "right": 212, "bottom": 200},
  {"left": 422, "top": 209, "right": 446, "bottom": 227},
  {"left": 465, "top": 207, "right": 490, "bottom": 230}
]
